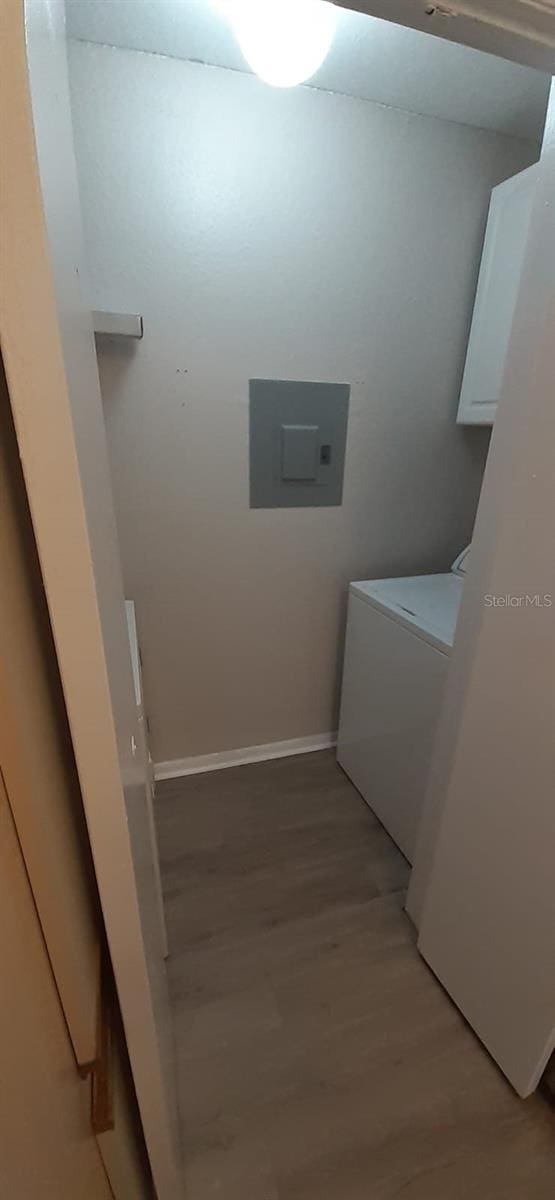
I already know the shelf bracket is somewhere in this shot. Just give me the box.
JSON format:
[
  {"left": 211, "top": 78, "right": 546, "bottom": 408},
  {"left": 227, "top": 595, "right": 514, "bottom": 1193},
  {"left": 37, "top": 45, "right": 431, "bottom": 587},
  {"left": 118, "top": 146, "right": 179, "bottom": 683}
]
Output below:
[{"left": 92, "top": 310, "right": 143, "bottom": 339}]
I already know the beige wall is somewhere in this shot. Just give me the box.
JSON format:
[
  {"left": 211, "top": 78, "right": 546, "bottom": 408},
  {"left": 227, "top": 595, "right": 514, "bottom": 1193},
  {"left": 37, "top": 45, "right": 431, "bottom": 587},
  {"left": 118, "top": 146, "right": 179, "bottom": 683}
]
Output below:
[
  {"left": 0, "top": 356, "right": 100, "bottom": 1069},
  {"left": 0, "top": 769, "right": 113, "bottom": 1199},
  {"left": 0, "top": 766, "right": 148, "bottom": 1198},
  {"left": 0, "top": 358, "right": 151, "bottom": 1198},
  {"left": 69, "top": 40, "right": 538, "bottom": 762}
]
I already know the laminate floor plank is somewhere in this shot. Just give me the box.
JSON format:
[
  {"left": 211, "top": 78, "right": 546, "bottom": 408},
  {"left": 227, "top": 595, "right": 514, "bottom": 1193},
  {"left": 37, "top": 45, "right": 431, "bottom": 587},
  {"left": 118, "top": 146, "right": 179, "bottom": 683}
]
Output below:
[{"left": 156, "top": 750, "right": 554, "bottom": 1198}]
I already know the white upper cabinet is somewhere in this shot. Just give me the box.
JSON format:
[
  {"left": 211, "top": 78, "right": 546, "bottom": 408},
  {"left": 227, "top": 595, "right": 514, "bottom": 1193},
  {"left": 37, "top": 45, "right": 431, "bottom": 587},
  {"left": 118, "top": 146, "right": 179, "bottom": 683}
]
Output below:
[{"left": 457, "top": 164, "right": 538, "bottom": 426}]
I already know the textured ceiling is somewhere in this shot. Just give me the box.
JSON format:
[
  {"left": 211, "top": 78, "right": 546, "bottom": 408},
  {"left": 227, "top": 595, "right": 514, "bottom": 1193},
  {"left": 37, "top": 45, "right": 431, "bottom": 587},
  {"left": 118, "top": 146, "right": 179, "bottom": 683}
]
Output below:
[
  {"left": 338, "top": 2, "right": 555, "bottom": 74},
  {"left": 65, "top": 0, "right": 550, "bottom": 141}
]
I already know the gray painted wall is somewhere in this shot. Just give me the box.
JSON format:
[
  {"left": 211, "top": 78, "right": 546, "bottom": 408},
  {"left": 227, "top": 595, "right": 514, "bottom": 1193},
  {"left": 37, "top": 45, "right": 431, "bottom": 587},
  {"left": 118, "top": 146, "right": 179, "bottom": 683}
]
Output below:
[
  {"left": 68, "top": 39, "right": 538, "bottom": 762},
  {"left": 65, "top": 0, "right": 550, "bottom": 140}
]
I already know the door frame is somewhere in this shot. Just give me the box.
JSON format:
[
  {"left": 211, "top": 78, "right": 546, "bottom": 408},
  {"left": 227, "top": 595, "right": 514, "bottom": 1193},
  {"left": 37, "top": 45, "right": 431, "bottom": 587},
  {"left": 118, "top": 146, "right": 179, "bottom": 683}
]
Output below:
[{"left": 0, "top": 2, "right": 180, "bottom": 1195}]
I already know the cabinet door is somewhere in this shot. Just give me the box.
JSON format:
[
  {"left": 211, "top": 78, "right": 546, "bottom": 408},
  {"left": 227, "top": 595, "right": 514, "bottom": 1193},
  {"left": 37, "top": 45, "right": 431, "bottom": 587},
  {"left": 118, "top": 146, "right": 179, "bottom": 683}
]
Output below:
[{"left": 457, "top": 165, "right": 538, "bottom": 426}]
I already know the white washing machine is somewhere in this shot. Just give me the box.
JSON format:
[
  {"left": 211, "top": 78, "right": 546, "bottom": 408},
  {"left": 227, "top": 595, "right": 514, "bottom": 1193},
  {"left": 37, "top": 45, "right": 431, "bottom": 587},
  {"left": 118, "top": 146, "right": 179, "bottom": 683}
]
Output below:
[{"left": 337, "top": 549, "right": 469, "bottom": 863}]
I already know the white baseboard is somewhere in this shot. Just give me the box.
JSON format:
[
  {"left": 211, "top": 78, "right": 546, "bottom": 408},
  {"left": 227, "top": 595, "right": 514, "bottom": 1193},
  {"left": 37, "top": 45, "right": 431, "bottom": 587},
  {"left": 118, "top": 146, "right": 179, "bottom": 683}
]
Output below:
[{"left": 154, "top": 732, "right": 337, "bottom": 782}]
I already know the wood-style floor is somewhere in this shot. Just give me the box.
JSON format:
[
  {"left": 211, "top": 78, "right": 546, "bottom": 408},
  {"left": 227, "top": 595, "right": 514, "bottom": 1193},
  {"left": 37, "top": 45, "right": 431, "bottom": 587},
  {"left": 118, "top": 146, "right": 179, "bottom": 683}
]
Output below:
[{"left": 156, "top": 750, "right": 554, "bottom": 1199}]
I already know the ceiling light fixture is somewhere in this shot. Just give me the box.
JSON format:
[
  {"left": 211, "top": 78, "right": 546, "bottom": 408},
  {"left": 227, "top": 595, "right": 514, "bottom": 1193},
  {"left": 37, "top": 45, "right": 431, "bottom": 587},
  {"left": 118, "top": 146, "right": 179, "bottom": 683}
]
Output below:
[{"left": 223, "top": 0, "right": 338, "bottom": 89}]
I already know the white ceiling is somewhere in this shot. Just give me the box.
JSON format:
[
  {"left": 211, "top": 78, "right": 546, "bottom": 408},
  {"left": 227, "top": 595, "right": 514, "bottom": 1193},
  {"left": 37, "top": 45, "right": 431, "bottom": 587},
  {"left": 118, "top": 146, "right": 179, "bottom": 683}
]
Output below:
[
  {"left": 339, "top": 1, "right": 555, "bottom": 75},
  {"left": 65, "top": 0, "right": 550, "bottom": 141}
]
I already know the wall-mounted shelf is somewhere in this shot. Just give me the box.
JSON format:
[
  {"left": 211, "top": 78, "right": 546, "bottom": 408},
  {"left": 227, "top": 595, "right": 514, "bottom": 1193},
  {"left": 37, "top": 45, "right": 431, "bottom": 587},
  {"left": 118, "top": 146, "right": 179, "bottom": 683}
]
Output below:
[{"left": 93, "top": 310, "right": 143, "bottom": 339}]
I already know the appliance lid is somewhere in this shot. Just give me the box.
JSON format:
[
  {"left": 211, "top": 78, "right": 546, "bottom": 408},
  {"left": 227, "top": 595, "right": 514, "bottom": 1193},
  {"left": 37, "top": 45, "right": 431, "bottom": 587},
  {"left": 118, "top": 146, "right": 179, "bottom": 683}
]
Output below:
[{"left": 349, "top": 573, "right": 464, "bottom": 652}]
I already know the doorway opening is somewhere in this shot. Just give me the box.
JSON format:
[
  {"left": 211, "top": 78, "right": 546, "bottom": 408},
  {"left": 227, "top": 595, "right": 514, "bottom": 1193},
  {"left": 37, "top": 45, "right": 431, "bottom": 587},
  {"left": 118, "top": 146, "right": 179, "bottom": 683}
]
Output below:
[{"left": 4, "top": 1, "right": 554, "bottom": 1196}]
